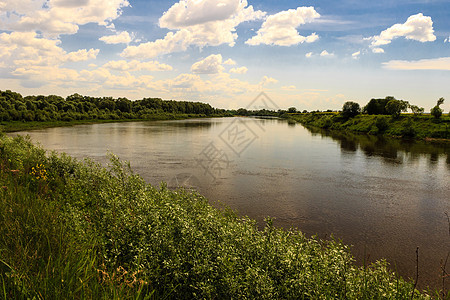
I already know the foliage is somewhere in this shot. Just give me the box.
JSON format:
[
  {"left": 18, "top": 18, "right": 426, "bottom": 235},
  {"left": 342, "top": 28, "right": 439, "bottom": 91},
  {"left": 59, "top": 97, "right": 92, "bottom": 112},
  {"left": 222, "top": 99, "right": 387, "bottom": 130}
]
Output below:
[
  {"left": 385, "top": 99, "right": 408, "bottom": 118},
  {"left": 0, "top": 89, "right": 222, "bottom": 124},
  {"left": 290, "top": 113, "right": 450, "bottom": 140},
  {"left": 431, "top": 97, "right": 445, "bottom": 119},
  {"left": 409, "top": 105, "right": 425, "bottom": 116},
  {"left": 363, "top": 97, "right": 392, "bottom": 115},
  {"left": 0, "top": 134, "right": 432, "bottom": 298},
  {"left": 341, "top": 101, "right": 361, "bottom": 119},
  {"left": 288, "top": 107, "right": 297, "bottom": 113}
]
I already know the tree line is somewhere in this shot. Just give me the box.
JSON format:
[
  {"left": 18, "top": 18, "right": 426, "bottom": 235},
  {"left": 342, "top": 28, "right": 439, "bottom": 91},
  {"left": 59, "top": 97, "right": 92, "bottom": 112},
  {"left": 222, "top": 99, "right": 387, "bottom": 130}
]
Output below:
[
  {"left": 342, "top": 96, "right": 446, "bottom": 119},
  {"left": 0, "top": 90, "right": 225, "bottom": 122}
]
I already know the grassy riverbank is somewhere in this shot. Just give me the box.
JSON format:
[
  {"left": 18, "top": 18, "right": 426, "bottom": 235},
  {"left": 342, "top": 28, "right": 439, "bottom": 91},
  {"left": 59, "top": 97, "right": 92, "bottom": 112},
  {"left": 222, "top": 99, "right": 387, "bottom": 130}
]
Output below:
[
  {"left": 288, "top": 113, "right": 450, "bottom": 141},
  {"left": 0, "top": 134, "right": 438, "bottom": 299},
  {"left": 0, "top": 113, "right": 228, "bottom": 133}
]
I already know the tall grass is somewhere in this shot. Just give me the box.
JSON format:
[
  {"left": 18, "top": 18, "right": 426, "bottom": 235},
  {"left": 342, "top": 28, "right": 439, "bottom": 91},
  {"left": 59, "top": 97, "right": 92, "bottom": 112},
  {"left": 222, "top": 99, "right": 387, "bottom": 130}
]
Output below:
[{"left": 0, "top": 133, "right": 435, "bottom": 298}]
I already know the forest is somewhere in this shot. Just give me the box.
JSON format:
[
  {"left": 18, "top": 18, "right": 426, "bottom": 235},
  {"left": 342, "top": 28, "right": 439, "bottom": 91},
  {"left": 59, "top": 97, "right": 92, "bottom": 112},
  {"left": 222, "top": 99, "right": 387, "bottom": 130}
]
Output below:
[{"left": 0, "top": 90, "right": 225, "bottom": 122}]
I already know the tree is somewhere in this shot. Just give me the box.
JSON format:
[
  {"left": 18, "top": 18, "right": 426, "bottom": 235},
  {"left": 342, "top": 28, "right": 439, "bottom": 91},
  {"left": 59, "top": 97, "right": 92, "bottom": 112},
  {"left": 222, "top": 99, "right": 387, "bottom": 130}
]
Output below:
[
  {"left": 288, "top": 107, "right": 297, "bottom": 113},
  {"left": 364, "top": 97, "right": 393, "bottom": 115},
  {"left": 385, "top": 99, "right": 408, "bottom": 118},
  {"left": 430, "top": 97, "right": 444, "bottom": 119},
  {"left": 341, "top": 101, "right": 361, "bottom": 119},
  {"left": 409, "top": 105, "right": 424, "bottom": 116}
]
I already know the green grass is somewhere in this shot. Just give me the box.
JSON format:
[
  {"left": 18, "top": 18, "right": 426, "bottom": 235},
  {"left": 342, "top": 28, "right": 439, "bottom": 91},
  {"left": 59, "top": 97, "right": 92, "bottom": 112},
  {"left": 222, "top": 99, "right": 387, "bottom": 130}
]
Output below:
[
  {"left": 288, "top": 113, "right": 450, "bottom": 141},
  {"left": 0, "top": 134, "right": 440, "bottom": 299}
]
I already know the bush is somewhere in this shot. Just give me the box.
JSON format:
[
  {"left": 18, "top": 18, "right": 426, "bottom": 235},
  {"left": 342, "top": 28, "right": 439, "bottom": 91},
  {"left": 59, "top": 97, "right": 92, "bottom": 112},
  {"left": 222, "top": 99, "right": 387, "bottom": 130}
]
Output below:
[
  {"left": 375, "top": 116, "right": 389, "bottom": 132},
  {"left": 430, "top": 97, "right": 444, "bottom": 119}
]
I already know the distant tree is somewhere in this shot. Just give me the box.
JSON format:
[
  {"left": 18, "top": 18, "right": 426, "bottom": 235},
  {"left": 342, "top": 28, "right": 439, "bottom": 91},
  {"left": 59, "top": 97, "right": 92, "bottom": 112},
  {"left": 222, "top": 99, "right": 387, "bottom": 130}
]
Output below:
[
  {"left": 302, "top": 110, "right": 308, "bottom": 113},
  {"left": 385, "top": 99, "right": 408, "bottom": 118},
  {"left": 236, "top": 108, "right": 249, "bottom": 116},
  {"left": 341, "top": 101, "right": 361, "bottom": 119},
  {"left": 430, "top": 97, "right": 444, "bottom": 119},
  {"left": 288, "top": 107, "right": 297, "bottom": 113},
  {"left": 364, "top": 97, "right": 392, "bottom": 115},
  {"left": 409, "top": 105, "right": 424, "bottom": 116}
]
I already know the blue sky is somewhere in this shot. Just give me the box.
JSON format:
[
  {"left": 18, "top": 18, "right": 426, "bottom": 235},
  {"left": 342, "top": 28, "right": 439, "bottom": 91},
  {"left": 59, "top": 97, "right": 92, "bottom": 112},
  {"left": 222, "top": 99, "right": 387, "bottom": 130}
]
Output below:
[{"left": 0, "top": 0, "right": 449, "bottom": 111}]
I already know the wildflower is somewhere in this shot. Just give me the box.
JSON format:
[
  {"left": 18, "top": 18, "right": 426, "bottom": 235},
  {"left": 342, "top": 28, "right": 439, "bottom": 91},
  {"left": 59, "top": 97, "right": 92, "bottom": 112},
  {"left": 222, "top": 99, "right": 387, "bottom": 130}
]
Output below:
[{"left": 10, "top": 169, "right": 20, "bottom": 175}]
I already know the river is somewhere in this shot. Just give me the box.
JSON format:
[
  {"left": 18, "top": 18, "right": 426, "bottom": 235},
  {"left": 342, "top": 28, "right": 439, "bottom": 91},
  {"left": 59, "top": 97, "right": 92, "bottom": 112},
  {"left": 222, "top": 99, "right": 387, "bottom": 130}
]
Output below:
[{"left": 12, "top": 117, "right": 450, "bottom": 290}]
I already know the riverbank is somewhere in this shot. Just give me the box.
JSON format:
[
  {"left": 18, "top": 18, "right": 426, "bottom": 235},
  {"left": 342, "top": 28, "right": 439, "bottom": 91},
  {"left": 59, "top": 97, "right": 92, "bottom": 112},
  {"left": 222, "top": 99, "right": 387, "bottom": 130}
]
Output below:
[
  {"left": 0, "top": 134, "right": 437, "bottom": 299},
  {"left": 0, "top": 113, "right": 229, "bottom": 132},
  {"left": 287, "top": 113, "right": 450, "bottom": 141}
]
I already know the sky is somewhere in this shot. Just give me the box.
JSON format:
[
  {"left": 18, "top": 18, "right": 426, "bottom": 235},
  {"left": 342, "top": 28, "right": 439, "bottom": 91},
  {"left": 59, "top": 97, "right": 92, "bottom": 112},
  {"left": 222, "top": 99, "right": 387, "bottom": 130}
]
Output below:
[{"left": 0, "top": 0, "right": 449, "bottom": 111}]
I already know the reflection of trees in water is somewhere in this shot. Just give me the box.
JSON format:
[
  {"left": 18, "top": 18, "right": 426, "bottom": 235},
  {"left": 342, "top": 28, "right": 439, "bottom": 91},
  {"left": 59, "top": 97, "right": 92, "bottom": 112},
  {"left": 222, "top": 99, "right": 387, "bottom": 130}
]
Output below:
[
  {"left": 164, "top": 121, "right": 214, "bottom": 129},
  {"left": 305, "top": 126, "right": 450, "bottom": 164}
]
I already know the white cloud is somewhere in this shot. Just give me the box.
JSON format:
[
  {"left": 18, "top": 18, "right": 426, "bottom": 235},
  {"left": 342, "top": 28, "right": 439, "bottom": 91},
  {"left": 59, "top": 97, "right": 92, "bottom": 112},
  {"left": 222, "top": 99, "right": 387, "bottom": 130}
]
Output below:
[
  {"left": 159, "top": 0, "right": 242, "bottom": 28},
  {"left": 246, "top": 7, "right": 320, "bottom": 46},
  {"left": 224, "top": 58, "right": 237, "bottom": 65},
  {"left": 382, "top": 57, "right": 450, "bottom": 70},
  {"left": 260, "top": 76, "right": 278, "bottom": 86},
  {"left": 305, "top": 52, "right": 313, "bottom": 58},
  {"left": 65, "top": 49, "right": 100, "bottom": 62},
  {"left": 121, "top": 30, "right": 193, "bottom": 59},
  {"left": 445, "top": 36, "right": 449, "bottom": 43},
  {"left": 282, "top": 85, "right": 297, "bottom": 90},
  {"left": 0, "top": 31, "right": 99, "bottom": 67},
  {"left": 229, "top": 66, "right": 248, "bottom": 74},
  {"left": 103, "top": 60, "right": 173, "bottom": 72},
  {"left": 99, "top": 31, "right": 132, "bottom": 44},
  {"left": 369, "top": 13, "right": 436, "bottom": 50},
  {"left": 191, "top": 54, "right": 225, "bottom": 74},
  {"left": 12, "top": 65, "right": 80, "bottom": 84},
  {"left": 352, "top": 51, "right": 360, "bottom": 59},
  {"left": 121, "top": 0, "right": 265, "bottom": 59},
  {"left": 0, "top": 0, "right": 130, "bottom": 37},
  {"left": 320, "top": 50, "right": 333, "bottom": 57},
  {"left": 372, "top": 48, "right": 384, "bottom": 53}
]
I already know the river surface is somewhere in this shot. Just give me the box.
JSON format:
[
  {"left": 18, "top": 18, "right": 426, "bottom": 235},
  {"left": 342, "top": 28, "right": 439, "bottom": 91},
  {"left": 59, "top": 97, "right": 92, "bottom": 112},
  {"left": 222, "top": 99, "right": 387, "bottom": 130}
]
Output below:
[{"left": 12, "top": 117, "right": 450, "bottom": 290}]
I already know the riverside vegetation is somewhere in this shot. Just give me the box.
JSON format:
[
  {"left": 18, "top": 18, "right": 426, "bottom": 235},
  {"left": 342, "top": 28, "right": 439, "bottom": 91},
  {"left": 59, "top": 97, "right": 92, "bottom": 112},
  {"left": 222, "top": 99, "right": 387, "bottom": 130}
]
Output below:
[
  {"left": 0, "top": 90, "right": 230, "bottom": 132},
  {"left": 287, "top": 97, "right": 450, "bottom": 141},
  {"left": 0, "top": 133, "right": 441, "bottom": 299}
]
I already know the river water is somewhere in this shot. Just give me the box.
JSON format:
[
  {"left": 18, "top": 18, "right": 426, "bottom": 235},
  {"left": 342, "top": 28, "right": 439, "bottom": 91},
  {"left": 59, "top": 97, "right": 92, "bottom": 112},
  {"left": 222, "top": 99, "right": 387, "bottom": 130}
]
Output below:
[{"left": 12, "top": 117, "right": 450, "bottom": 290}]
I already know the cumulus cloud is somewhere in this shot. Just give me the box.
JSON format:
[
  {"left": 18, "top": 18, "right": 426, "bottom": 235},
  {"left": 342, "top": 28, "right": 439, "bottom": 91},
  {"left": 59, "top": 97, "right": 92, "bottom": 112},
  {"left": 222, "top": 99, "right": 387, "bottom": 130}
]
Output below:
[
  {"left": 229, "top": 66, "right": 248, "bottom": 74},
  {"left": 0, "top": 31, "right": 99, "bottom": 67},
  {"left": 282, "top": 85, "right": 297, "bottom": 90},
  {"left": 320, "top": 50, "right": 333, "bottom": 57},
  {"left": 382, "top": 57, "right": 450, "bottom": 70},
  {"left": 121, "top": 31, "right": 193, "bottom": 59},
  {"left": 445, "top": 36, "right": 450, "bottom": 43},
  {"left": 369, "top": 13, "right": 436, "bottom": 51},
  {"left": 224, "top": 58, "right": 237, "bottom": 65},
  {"left": 260, "top": 76, "right": 278, "bottom": 86},
  {"left": 99, "top": 31, "right": 132, "bottom": 44},
  {"left": 12, "top": 65, "right": 80, "bottom": 83},
  {"left": 246, "top": 7, "right": 320, "bottom": 46},
  {"left": 103, "top": 60, "right": 173, "bottom": 72},
  {"left": 0, "top": 0, "right": 130, "bottom": 37},
  {"left": 159, "top": 0, "right": 242, "bottom": 28},
  {"left": 0, "top": 31, "right": 100, "bottom": 89},
  {"left": 372, "top": 48, "right": 385, "bottom": 53},
  {"left": 305, "top": 52, "right": 313, "bottom": 58},
  {"left": 191, "top": 54, "right": 225, "bottom": 74},
  {"left": 121, "top": 0, "right": 265, "bottom": 59}
]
